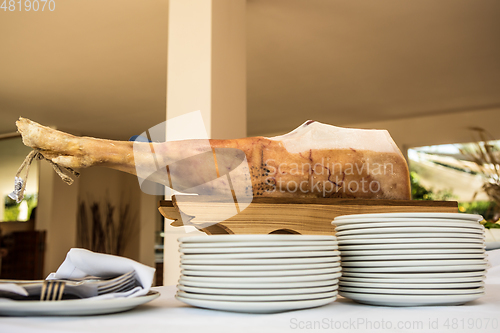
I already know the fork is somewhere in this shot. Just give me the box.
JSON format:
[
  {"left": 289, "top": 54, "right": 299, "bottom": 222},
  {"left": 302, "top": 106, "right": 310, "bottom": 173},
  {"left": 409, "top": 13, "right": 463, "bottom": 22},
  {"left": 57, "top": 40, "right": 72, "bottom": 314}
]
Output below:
[
  {"left": 2, "top": 271, "right": 138, "bottom": 300},
  {"left": 56, "top": 271, "right": 138, "bottom": 298},
  {"left": 40, "top": 281, "right": 65, "bottom": 301},
  {"left": 3, "top": 271, "right": 136, "bottom": 289}
]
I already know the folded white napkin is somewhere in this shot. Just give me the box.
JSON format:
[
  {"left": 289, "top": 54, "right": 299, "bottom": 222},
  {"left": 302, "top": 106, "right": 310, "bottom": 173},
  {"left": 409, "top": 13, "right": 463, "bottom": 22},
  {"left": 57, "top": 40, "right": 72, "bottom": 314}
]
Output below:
[{"left": 46, "top": 248, "right": 155, "bottom": 298}]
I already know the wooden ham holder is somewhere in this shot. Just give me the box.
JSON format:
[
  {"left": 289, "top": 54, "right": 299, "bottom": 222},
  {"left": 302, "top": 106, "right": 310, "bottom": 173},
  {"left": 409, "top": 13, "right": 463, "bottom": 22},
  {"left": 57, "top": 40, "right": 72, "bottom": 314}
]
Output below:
[{"left": 158, "top": 196, "right": 459, "bottom": 235}]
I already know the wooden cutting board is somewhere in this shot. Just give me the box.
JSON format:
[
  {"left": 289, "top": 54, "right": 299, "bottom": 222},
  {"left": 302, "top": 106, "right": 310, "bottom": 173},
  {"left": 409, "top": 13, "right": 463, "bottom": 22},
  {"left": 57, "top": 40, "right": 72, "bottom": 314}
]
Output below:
[{"left": 158, "top": 196, "right": 458, "bottom": 235}]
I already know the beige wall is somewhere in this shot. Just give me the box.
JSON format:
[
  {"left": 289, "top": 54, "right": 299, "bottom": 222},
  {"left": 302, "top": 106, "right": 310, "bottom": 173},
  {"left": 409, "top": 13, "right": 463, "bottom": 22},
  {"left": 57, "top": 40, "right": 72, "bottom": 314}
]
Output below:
[
  {"left": 36, "top": 160, "right": 79, "bottom": 277},
  {"left": 348, "top": 107, "right": 500, "bottom": 151},
  {"left": 0, "top": 220, "right": 34, "bottom": 236},
  {"left": 77, "top": 167, "right": 141, "bottom": 261},
  {"left": 35, "top": 165, "right": 158, "bottom": 276},
  {"left": 77, "top": 167, "right": 158, "bottom": 266}
]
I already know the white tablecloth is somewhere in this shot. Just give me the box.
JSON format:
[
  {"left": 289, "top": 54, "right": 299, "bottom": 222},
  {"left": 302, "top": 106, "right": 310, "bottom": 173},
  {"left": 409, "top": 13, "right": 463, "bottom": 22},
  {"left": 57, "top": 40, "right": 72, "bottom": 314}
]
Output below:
[{"left": 1, "top": 250, "right": 500, "bottom": 333}]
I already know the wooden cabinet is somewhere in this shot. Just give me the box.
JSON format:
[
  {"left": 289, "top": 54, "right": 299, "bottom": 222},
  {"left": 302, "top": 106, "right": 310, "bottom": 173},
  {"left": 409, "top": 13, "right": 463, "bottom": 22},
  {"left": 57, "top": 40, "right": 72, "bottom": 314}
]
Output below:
[{"left": 0, "top": 230, "right": 46, "bottom": 280}]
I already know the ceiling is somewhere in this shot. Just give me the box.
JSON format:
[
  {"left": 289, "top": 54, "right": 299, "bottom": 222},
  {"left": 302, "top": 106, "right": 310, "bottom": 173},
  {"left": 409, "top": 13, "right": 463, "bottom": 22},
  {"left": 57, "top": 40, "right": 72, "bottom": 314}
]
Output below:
[
  {"left": 0, "top": 1, "right": 168, "bottom": 140},
  {"left": 1, "top": 0, "right": 500, "bottom": 141},
  {"left": 247, "top": 0, "right": 500, "bottom": 136}
]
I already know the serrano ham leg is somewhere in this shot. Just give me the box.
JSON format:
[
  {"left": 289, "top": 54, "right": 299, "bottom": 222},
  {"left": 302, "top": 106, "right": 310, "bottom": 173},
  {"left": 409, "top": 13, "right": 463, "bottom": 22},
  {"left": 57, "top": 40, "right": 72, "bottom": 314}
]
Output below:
[{"left": 16, "top": 117, "right": 411, "bottom": 199}]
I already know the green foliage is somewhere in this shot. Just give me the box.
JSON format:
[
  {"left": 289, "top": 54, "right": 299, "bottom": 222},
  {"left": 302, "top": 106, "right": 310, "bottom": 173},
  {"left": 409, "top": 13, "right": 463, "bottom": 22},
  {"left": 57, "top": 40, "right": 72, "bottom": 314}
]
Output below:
[
  {"left": 458, "top": 201, "right": 493, "bottom": 217},
  {"left": 3, "top": 205, "right": 20, "bottom": 221},
  {"left": 458, "top": 201, "right": 498, "bottom": 226},
  {"left": 411, "top": 172, "right": 499, "bottom": 227},
  {"left": 483, "top": 221, "right": 500, "bottom": 229},
  {"left": 458, "top": 131, "right": 500, "bottom": 225},
  {"left": 26, "top": 194, "right": 38, "bottom": 219},
  {"left": 2, "top": 194, "right": 37, "bottom": 221},
  {"left": 4, "top": 196, "right": 17, "bottom": 208},
  {"left": 410, "top": 171, "right": 455, "bottom": 201}
]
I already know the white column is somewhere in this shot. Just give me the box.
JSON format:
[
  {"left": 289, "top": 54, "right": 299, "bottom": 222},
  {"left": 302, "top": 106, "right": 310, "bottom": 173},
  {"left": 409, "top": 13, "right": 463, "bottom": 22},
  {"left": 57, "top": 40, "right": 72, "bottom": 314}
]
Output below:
[{"left": 164, "top": 0, "right": 246, "bottom": 285}]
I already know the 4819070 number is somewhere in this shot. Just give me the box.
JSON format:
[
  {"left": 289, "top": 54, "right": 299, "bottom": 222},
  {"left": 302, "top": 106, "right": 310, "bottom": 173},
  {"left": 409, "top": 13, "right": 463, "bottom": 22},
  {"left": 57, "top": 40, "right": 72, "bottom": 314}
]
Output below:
[{"left": 1, "top": 0, "right": 55, "bottom": 11}]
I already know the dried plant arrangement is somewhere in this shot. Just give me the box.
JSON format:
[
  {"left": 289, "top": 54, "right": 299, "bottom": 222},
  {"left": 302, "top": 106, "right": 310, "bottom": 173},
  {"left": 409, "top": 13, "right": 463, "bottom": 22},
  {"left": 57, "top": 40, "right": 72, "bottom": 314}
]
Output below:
[
  {"left": 77, "top": 197, "right": 137, "bottom": 255},
  {"left": 459, "top": 128, "right": 500, "bottom": 224}
]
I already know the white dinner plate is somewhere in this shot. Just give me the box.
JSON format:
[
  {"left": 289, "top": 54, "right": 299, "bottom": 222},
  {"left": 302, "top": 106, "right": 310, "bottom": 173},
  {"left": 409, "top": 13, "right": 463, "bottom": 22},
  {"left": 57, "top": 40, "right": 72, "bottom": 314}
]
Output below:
[
  {"left": 177, "top": 283, "right": 339, "bottom": 295},
  {"left": 340, "top": 254, "right": 487, "bottom": 261},
  {"left": 333, "top": 213, "right": 483, "bottom": 222},
  {"left": 180, "top": 240, "right": 339, "bottom": 248},
  {"left": 338, "top": 291, "right": 483, "bottom": 306},
  {"left": 176, "top": 294, "right": 336, "bottom": 313},
  {"left": 180, "top": 262, "right": 340, "bottom": 271},
  {"left": 181, "top": 257, "right": 340, "bottom": 265},
  {"left": 176, "top": 290, "right": 338, "bottom": 302},
  {"left": 339, "top": 286, "right": 484, "bottom": 295},
  {"left": 341, "top": 270, "right": 485, "bottom": 279},
  {"left": 338, "top": 238, "right": 484, "bottom": 245},
  {"left": 178, "top": 235, "right": 337, "bottom": 243},
  {"left": 337, "top": 233, "right": 484, "bottom": 240},
  {"left": 341, "top": 259, "right": 487, "bottom": 267},
  {"left": 339, "top": 248, "right": 485, "bottom": 256},
  {"left": 340, "top": 275, "right": 485, "bottom": 284},
  {"left": 0, "top": 290, "right": 160, "bottom": 316},
  {"left": 334, "top": 220, "right": 484, "bottom": 231},
  {"left": 180, "top": 251, "right": 339, "bottom": 260},
  {"left": 180, "top": 245, "right": 338, "bottom": 254},
  {"left": 179, "top": 275, "right": 341, "bottom": 289},
  {"left": 338, "top": 280, "right": 484, "bottom": 289},
  {"left": 180, "top": 271, "right": 341, "bottom": 283},
  {"left": 336, "top": 226, "right": 484, "bottom": 236},
  {"left": 342, "top": 264, "right": 488, "bottom": 273},
  {"left": 339, "top": 243, "right": 485, "bottom": 250},
  {"left": 181, "top": 267, "right": 341, "bottom": 277}
]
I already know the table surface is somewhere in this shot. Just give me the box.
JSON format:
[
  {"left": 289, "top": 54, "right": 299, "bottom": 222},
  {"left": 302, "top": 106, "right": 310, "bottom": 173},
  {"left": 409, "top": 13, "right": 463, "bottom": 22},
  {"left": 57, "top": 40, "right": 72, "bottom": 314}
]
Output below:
[
  {"left": 1, "top": 251, "right": 500, "bottom": 333},
  {"left": 1, "top": 285, "right": 499, "bottom": 333}
]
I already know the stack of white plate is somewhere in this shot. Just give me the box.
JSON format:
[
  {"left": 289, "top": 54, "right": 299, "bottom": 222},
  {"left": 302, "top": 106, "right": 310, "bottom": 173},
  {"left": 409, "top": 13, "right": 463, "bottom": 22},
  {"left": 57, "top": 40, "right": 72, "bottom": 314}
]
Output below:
[
  {"left": 332, "top": 212, "right": 488, "bottom": 306},
  {"left": 175, "top": 234, "right": 341, "bottom": 313}
]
